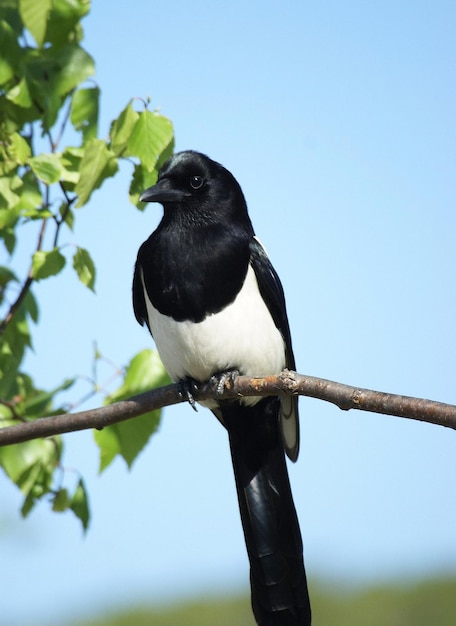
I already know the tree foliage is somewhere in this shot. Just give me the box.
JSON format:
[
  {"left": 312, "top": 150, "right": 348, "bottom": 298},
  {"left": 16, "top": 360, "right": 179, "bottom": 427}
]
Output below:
[{"left": 0, "top": 0, "right": 173, "bottom": 529}]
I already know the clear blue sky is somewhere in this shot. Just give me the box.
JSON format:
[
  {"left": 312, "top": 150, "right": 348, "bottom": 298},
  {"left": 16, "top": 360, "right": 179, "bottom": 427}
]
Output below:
[{"left": 2, "top": 1, "right": 456, "bottom": 624}]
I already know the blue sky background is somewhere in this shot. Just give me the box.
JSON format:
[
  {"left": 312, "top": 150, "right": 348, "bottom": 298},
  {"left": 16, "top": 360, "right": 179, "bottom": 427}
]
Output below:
[{"left": 2, "top": 1, "right": 456, "bottom": 624}]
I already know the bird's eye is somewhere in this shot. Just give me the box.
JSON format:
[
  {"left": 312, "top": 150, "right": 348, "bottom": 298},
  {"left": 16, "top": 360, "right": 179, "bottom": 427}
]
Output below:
[{"left": 189, "top": 175, "right": 204, "bottom": 190}]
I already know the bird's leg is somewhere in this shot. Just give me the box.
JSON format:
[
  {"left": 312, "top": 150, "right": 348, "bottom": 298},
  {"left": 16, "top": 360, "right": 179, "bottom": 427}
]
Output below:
[
  {"left": 178, "top": 377, "right": 200, "bottom": 411},
  {"left": 210, "top": 369, "right": 240, "bottom": 396}
]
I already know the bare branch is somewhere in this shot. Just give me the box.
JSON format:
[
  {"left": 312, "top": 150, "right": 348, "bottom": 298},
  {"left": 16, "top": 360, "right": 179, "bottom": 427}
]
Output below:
[
  {"left": 0, "top": 384, "right": 182, "bottom": 446},
  {"left": 229, "top": 371, "right": 456, "bottom": 428},
  {"left": 0, "top": 371, "right": 455, "bottom": 447}
]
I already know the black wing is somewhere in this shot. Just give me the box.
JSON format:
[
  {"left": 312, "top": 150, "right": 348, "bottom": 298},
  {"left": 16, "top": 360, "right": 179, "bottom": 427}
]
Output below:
[
  {"left": 132, "top": 258, "right": 151, "bottom": 333},
  {"left": 249, "top": 237, "right": 300, "bottom": 461}
]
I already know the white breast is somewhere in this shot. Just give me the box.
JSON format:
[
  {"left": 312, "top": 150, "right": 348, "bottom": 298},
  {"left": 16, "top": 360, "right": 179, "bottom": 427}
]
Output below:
[{"left": 141, "top": 265, "right": 285, "bottom": 393}]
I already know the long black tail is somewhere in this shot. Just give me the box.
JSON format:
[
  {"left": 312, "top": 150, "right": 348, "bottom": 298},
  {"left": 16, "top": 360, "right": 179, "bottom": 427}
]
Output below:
[{"left": 221, "top": 397, "right": 311, "bottom": 626}]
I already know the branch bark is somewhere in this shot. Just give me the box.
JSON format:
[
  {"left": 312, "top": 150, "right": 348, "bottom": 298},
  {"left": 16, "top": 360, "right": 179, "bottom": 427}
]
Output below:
[{"left": 0, "top": 370, "right": 455, "bottom": 447}]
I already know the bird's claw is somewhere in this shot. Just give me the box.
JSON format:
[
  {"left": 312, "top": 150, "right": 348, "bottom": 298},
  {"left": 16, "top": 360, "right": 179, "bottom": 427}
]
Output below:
[
  {"left": 179, "top": 378, "right": 199, "bottom": 412},
  {"left": 210, "top": 369, "right": 240, "bottom": 396}
]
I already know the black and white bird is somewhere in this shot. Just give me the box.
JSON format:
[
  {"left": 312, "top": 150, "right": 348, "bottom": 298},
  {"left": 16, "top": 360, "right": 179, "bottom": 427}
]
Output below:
[{"left": 133, "top": 150, "right": 311, "bottom": 625}]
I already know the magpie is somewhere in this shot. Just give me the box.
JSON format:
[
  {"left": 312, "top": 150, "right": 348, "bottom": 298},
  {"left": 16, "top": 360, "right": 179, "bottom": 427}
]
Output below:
[{"left": 132, "top": 150, "right": 311, "bottom": 625}]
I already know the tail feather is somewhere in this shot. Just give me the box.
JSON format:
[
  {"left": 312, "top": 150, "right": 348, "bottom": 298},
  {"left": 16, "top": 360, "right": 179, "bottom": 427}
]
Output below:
[{"left": 221, "top": 397, "right": 311, "bottom": 626}]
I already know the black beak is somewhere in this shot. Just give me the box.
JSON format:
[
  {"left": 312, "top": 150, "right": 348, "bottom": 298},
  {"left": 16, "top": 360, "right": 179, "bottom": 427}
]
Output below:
[{"left": 139, "top": 180, "right": 191, "bottom": 204}]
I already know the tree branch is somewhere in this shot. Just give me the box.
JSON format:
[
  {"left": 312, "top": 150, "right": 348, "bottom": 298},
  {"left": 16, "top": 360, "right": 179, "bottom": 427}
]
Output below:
[{"left": 0, "top": 371, "right": 455, "bottom": 447}]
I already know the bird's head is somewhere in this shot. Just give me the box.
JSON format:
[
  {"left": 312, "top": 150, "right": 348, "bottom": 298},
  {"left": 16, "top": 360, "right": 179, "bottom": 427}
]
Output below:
[{"left": 140, "top": 150, "right": 252, "bottom": 228}]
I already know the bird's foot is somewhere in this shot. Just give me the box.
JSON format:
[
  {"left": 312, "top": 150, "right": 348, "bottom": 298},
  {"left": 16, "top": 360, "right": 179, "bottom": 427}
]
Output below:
[
  {"left": 178, "top": 377, "right": 199, "bottom": 412},
  {"left": 210, "top": 369, "right": 240, "bottom": 396}
]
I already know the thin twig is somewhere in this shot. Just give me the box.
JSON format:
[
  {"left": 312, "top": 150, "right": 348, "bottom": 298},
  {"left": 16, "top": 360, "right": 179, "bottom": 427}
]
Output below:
[
  {"left": 53, "top": 97, "right": 73, "bottom": 151},
  {"left": 52, "top": 186, "right": 76, "bottom": 248},
  {"left": 0, "top": 218, "right": 47, "bottom": 334},
  {"left": 45, "top": 117, "right": 78, "bottom": 247},
  {"left": 0, "top": 371, "right": 455, "bottom": 447}
]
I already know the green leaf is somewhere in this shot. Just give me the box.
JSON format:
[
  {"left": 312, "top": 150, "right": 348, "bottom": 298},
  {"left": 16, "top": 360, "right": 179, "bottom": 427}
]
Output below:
[
  {"left": 6, "top": 76, "right": 32, "bottom": 108},
  {"left": 127, "top": 110, "right": 174, "bottom": 172},
  {"left": 0, "top": 265, "right": 17, "bottom": 288},
  {"left": 22, "top": 377, "right": 74, "bottom": 418},
  {"left": 1, "top": 227, "right": 16, "bottom": 254},
  {"left": 0, "top": 4, "right": 22, "bottom": 31},
  {"left": 59, "top": 202, "right": 74, "bottom": 230},
  {"left": 0, "top": 144, "right": 18, "bottom": 177},
  {"left": 109, "top": 99, "right": 139, "bottom": 156},
  {"left": 73, "top": 246, "right": 96, "bottom": 292},
  {"left": 94, "top": 350, "right": 170, "bottom": 471},
  {"left": 94, "top": 426, "right": 120, "bottom": 474},
  {"left": 0, "top": 56, "right": 14, "bottom": 85},
  {"left": 52, "top": 44, "right": 95, "bottom": 97},
  {"left": 70, "top": 478, "right": 90, "bottom": 532},
  {"left": 0, "top": 19, "right": 23, "bottom": 84},
  {"left": 20, "top": 464, "right": 44, "bottom": 516},
  {"left": 13, "top": 170, "right": 42, "bottom": 212},
  {"left": 7, "top": 132, "right": 31, "bottom": 165},
  {"left": 60, "top": 146, "right": 84, "bottom": 190},
  {"left": 52, "top": 488, "right": 70, "bottom": 512},
  {"left": 19, "top": 0, "right": 53, "bottom": 48},
  {"left": 0, "top": 265, "right": 17, "bottom": 306},
  {"left": 0, "top": 176, "right": 21, "bottom": 209},
  {"left": 108, "top": 349, "right": 171, "bottom": 402},
  {"left": 23, "top": 288, "right": 39, "bottom": 324},
  {"left": 99, "top": 409, "right": 162, "bottom": 472},
  {"left": 0, "top": 436, "right": 61, "bottom": 516},
  {"left": 129, "top": 163, "right": 158, "bottom": 209},
  {"left": 22, "top": 44, "right": 95, "bottom": 130},
  {"left": 0, "top": 438, "right": 53, "bottom": 485},
  {"left": 28, "top": 153, "right": 64, "bottom": 184},
  {"left": 45, "top": 0, "right": 90, "bottom": 49},
  {"left": 70, "top": 86, "right": 99, "bottom": 140},
  {"left": 22, "top": 207, "right": 54, "bottom": 220},
  {"left": 22, "top": 48, "right": 62, "bottom": 130},
  {"left": 31, "top": 248, "right": 66, "bottom": 280},
  {"left": 75, "top": 138, "right": 118, "bottom": 207},
  {"left": 0, "top": 311, "right": 33, "bottom": 390},
  {"left": 128, "top": 126, "right": 173, "bottom": 208}
]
